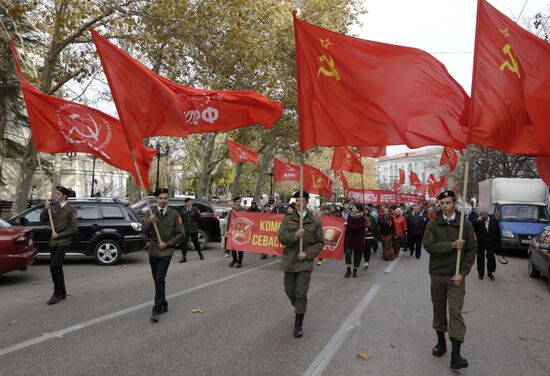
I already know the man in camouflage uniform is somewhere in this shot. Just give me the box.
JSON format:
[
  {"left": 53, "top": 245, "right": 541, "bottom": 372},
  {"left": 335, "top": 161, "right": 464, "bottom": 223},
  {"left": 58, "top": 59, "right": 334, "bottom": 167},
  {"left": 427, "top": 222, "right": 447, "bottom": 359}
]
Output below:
[
  {"left": 423, "top": 190, "right": 476, "bottom": 370},
  {"left": 40, "top": 186, "right": 77, "bottom": 305},
  {"left": 143, "top": 188, "right": 184, "bottom": 322},
  {"left": 278, "top": 191, "right": 325, "bottom": 338}
]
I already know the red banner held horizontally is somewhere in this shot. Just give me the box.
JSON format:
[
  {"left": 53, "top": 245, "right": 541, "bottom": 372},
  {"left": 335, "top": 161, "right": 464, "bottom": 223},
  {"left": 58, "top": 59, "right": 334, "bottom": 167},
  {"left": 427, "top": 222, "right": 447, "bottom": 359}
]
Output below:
[
  {"left": 225, "top": 212, "right": 345, "bottom": 260},
  {"left": 346, "top": 189, "right": 424, "bottom": 205}
]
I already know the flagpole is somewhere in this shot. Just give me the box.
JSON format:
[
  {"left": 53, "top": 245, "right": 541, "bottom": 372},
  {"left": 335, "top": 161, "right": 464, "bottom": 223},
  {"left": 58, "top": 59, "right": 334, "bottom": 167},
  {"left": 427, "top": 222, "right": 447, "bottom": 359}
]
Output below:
[
  {"left": 299, "top": 152, "right": 305, "bottom": 258},
  {"left": 360, "top": 171, "right": 366, "bottom": 205},
  {"left": 130, "top": 150, "right": 162, "bottom": 242},
  {"left": 455, "top": 0, "right": 482, "bottom": 280}
]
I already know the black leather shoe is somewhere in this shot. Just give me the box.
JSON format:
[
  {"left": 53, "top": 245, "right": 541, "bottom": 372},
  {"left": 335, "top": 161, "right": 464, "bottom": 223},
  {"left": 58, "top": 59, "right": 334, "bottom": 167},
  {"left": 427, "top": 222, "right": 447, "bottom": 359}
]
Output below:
[
  {"left": 150, "top": 311, "right": 159, "bottom": 322},
  {"left": 179, "top": 258, "right": 187, "bottom": 263},
  {"left": 488, "top": 273, "right": 495, "bottom": 280},
  {"left": 57, "top": 293, "right": 66, "bottom": 300},
  {"left": 432, "top": 342, "right": 447, "bottom": 357},
  {"left": 450, "top": 355, "right": 469, "bottom": 369},
  {"left": 293, "top": 326, "right": 303, "bottom": 338},
  {"left": 260, "top": 255, "right": 268, "bottom": 259},
  {"left": 47, "top": 295, "right": 59, "bottom": 305},
  {"left": 229, "top": 260, "right": 237, "bottom": 267},
  {"left": 352, "top": 270, "right": 358, "bottom": 278},
  {"left": 344, "top": 270, "right": 351, "bottom": 278},
  {"left": 198, "top": 252, "right": 204, "bottom": 260},
  {"left": 235, "top": 263, "right": 243, "bottom": 269}
]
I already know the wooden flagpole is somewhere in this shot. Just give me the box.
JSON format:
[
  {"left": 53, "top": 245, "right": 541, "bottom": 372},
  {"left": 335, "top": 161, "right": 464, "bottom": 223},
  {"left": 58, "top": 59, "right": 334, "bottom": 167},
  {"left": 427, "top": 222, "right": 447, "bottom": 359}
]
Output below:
[{"left": 299, "top": 152, "right": 305, "bottom": 258}]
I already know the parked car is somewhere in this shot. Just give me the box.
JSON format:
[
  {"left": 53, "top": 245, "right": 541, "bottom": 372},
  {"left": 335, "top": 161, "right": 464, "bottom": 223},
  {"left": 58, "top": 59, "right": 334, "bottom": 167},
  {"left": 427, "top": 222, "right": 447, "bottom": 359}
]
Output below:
[
  {"left": 0, "top": 218, "right": 37, "bottom": 275},
  {"left": 528, "top": 225, "right": 550, "bottom": 292},
  {"left": 131, "top": 198, "right": 221, "bottom": 249},
  {"left": 7, "top": 198, "right": 147, "bottom": 266}
]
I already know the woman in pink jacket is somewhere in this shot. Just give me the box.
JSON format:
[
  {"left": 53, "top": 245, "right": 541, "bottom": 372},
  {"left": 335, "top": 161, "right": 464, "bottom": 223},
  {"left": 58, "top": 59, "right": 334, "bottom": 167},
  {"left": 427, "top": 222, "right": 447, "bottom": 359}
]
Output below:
[{"left": 393, "top": 208, "right": 407, "bottom": 258}]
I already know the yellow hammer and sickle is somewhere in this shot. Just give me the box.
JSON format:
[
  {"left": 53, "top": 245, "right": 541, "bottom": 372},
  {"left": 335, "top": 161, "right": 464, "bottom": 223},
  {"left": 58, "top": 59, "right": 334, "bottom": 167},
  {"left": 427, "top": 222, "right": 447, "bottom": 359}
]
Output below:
[
  {"left": 317, "top": 55, "right": 341, "bottom": 81},
  {"left": 499, "top": 44, "right": 521, "bottom": 79}
]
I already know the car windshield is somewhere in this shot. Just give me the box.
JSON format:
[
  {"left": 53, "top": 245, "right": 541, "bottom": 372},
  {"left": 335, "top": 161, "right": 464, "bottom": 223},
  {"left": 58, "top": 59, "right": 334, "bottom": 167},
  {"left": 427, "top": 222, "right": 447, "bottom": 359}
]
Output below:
[
  {"left": 501, "top": 205, "right": 549, "bottom": 222},
  {"left": 0, "top": 218, "right": 12, "bottom": 228}
]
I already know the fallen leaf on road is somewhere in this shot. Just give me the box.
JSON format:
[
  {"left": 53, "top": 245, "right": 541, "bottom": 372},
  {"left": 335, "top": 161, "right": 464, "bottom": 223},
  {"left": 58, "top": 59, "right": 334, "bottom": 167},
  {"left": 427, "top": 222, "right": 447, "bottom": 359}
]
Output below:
[
  {"left": 8, "top": 320, "right": 17, "bottom": 326},
  {"left": 357, "top": 353, "right": 369, "bottom": 361},
  {"left": 31, "top": 278, "right": 40, "bottom": 284},
  {"left": 489, "top": 315, "right": 495, "bottom": 318},
  {"left": 190, "top": 309, "right": 204, "bottom": 314},
  {"left": 389, "top": 344, "right": 395, "bottom": 348},
  {"left": 120, "top": 264, "right": 128, "bottom": 268}
]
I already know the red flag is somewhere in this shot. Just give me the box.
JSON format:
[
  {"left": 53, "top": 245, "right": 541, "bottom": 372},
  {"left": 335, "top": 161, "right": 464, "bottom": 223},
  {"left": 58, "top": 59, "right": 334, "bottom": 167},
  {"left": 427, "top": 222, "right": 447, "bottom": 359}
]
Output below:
[
  {"left": 274, "top": 157, "right": 300, "bottom": 182},
  {"left": 399, "top": 169, "right": 405, "bottom": 185},
  {"left": 303, "top": 164, "right": 332, "bottom": 197},
  {"left": 226, "top": 139, "right": 259, "bottom": 165},
  {"left": 358, "top": 146, "right": 386, "bottom": 158},
  {"left": 470, "top": 0, "right": 550, "bottom": 156},
  {"left": 409, "top": 171, "right": 422, "bottom": 187},
  {"left": 293, "top": 13, "right": 469, "bottom": 151},
  {"left": 90, "top": 29, "right": 283, "bottom": 149},
  {"left": 439, "top": 175, "right": 447, "bottom": 189},
  {"left": 427, "top": 174, "right": 436, "bottom": 186},
  {"left": 331, "top": 146, "right": 363, "bottom": 174},
  {"left": 11, "top": 43, "right": 156, "bottom": 189},
  {"left": 393, "top": 180, "right": 400, "bottom": 192},
  {"left": 537, "top": 157, "right": 550, "bottom": 187},
  {"left": 439, "top": 147, "right": 459, "bottom": 172},
  {"left": 334, "top": 170, "right": 349, "bottom": 191}
]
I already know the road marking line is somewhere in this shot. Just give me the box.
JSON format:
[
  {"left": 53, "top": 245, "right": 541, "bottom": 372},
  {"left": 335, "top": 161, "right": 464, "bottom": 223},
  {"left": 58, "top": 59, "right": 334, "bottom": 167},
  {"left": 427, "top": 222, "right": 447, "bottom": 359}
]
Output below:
[
  {"left": 384, "top": 257, "right": 400, "bottom": 274},
  {"left": 0, "top": 260, "right": 279, "bottom": 357},
  {"left": 303, "top": 284, "right": 381, "bottom": 376}
]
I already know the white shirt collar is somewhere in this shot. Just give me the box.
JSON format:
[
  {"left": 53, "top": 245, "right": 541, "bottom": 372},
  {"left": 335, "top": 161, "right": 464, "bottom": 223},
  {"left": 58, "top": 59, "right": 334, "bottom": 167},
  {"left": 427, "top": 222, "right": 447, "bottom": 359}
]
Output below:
[
  {"left": 59, "top": 200, "right": 68, "bottom": 208},
  {"left": 443, "top": 212, "right": 456, "bottom": 222}
]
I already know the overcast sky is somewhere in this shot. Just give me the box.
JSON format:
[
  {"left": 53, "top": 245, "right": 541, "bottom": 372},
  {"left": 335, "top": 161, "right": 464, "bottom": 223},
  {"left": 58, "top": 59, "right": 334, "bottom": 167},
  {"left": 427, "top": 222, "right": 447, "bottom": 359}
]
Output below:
[{"left": 354, "top": 0, "right": 549, "bottom": 155}]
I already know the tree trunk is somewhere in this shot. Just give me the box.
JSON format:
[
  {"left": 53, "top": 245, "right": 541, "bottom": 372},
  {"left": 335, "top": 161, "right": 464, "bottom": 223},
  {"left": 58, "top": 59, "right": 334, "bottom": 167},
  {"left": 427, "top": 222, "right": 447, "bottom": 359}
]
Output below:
[
  {"left": 198, "top": 133, "right": 216, "bottom": 200},
  {"left": 231, "top": 163, "right": 243, "bottom": 199},
  {"left": 11, "top": 137, "right": 38, "bottom": 215},
  {"left": 253, "top": 146, "right": 272, "bottom": 203}
]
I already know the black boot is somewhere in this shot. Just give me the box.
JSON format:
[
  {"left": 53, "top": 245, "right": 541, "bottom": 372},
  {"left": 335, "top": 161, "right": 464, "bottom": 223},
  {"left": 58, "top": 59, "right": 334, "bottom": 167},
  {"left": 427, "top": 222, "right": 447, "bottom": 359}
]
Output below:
[
  {"left": 344, "top": 267, "right": 351, "bottom": 278},
  {"left": 450, "top": 339, "right": 468, "bottom": 369},
  {"left": 198, "top": 250, "right": 204, "bottom": 260},
  {"left": 294, "top": 313, "right": 305, "bottom": 338},
  {"left": 229, "top": 259, "right": 237, "bottom": 267},
  {"left": 432, "top": 331, "right": 447, "bottom": 357},
  {"left": 352, "top": 268, "right": 358, "bottom": 278}
]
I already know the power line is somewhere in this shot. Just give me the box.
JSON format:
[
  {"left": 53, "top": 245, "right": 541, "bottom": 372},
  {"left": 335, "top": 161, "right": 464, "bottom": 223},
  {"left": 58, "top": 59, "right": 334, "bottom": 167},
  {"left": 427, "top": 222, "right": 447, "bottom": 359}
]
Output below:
[{"left": 516, "top": 0, "right": 529, "bottom": 21}]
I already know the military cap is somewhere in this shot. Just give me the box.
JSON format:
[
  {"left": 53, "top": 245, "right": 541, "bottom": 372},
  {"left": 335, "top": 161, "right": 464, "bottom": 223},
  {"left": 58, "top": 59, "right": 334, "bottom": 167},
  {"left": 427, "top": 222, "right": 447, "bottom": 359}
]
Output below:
[
  {"left": 292, "top": 191, "right": 310, "bottom": 199},
  {"left": 232, "top": 196, "right": 241, "bottom": 202},
  {"left": 56, "top": 186, "right": 72, "bottom": 197},
  {"left": 437, "top": 190, "right": 456, "bottom": 200},
  {"left": 153, "top": 188, "right": 169, "bottom": 197}
]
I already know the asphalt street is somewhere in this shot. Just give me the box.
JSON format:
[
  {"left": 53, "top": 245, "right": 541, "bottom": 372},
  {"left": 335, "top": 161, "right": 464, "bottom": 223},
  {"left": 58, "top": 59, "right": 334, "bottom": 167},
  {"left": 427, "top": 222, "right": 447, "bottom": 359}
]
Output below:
[{"left": 1, "top": 244, "right": 549, "bottom": 376}]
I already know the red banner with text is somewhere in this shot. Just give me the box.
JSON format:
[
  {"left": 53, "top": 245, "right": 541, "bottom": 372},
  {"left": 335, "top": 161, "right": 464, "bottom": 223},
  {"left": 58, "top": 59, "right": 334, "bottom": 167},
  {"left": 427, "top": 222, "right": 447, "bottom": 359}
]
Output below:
[
  {"left": 225, "top": 212, "right": 345, "bottom": 260},
  {"left": 347, "top": 189, "right": 424, "bottom": 205}
]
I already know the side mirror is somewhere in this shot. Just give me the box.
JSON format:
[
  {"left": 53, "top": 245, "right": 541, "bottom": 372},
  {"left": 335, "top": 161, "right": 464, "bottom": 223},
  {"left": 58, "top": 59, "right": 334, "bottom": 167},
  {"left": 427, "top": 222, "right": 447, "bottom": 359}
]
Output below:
[{"left": 19, "top": 217, "right": 29, "bottom": 226}]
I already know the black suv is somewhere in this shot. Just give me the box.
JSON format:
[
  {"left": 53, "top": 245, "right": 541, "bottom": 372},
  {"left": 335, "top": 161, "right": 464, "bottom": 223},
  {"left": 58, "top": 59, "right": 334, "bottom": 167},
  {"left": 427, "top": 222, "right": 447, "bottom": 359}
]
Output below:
[
  {"left": 131, "top": 197, "right": 221, "bottom": 250},
  {"left": 7, "top": 198, "right": 147, "bottom": 266}
]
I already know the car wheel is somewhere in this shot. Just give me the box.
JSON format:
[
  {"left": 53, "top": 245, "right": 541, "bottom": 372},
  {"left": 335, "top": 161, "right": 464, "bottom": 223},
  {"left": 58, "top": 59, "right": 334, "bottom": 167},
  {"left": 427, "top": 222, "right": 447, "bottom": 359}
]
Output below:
[
  {"left": 190, "top": 230, "right": 208, "bottom": 250},
  {"left": 528, "top": 254, "right": 540, "bottom": 278},
  {"left": 93, "top": 239, "right": 122, "bottom": 266}
]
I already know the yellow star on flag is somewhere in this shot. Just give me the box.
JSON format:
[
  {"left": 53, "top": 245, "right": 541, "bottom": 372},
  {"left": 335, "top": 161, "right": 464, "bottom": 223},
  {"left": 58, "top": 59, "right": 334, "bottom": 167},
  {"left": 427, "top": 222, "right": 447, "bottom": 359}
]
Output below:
[
  {"left": 320, "top": 38, "right": 332, "bottom": 49},
  {"left": 499, "top": 27, "right": 510, "bottom": 37}
]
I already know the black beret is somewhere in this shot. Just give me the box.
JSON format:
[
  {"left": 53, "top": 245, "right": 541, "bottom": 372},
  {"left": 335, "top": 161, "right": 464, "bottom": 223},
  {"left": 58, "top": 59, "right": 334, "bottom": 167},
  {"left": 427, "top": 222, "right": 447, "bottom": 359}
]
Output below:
[
  {"left": 153, "top": 188, "right": 169, "bottom": 197},
  {"left": 56, "top": 186, "right": 72, "bottom": 197},
  {"left": 292, "top": 191, "right": 310, "bottom": 199},
  {"left": 232, "top": 196, "right": 241, "bottom": 202},
  {"left": 437, "top": 190, "right": 456, "bottom": 200},
  {"left": 184, "top": 198, "right": 192, "bottom": 202}
]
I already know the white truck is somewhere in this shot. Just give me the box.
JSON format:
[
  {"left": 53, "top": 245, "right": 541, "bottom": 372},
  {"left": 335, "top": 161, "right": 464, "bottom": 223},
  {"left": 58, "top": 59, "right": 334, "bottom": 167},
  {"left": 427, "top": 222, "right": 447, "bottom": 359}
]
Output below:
[{"left": 478, "top": 178, "right": 549, "bottom": 252}]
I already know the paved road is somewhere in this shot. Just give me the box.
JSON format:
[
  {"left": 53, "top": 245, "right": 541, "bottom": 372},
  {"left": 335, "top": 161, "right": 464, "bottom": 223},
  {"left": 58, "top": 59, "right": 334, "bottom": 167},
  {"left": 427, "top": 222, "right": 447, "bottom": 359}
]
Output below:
[{"left": 1, "top": 245, "right": 549, "bottom": 376}]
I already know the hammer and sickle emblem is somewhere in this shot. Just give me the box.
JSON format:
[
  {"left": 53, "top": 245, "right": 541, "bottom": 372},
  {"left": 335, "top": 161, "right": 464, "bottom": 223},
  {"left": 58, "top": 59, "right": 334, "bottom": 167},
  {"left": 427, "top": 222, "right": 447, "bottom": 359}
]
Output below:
[
  {"left": 317, "top": 55, "right": 341, "bottom": 81},
  {"left": 499, "top": 44, "right": 521, "bottom": 79}
]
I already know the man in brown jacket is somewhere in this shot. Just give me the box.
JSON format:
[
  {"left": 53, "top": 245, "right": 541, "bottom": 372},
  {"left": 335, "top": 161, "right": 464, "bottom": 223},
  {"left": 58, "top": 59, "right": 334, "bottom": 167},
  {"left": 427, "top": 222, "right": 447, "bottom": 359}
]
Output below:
[
  {"left": 278, "top": 191, "right": 325, "bottom": 338},
  {"left": 40, "top": 186, "right": 77, "bottom": 305},
  {"left": 143, "top": 188, "right": 184, "bottom": 322},
  {"left": 423, "top": 190, "right": 477, "bottom": 370}
]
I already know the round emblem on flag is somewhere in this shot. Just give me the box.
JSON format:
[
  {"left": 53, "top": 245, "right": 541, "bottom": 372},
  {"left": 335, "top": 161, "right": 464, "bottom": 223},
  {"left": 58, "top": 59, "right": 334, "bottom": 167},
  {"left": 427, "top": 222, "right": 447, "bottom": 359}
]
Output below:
[{"left": 56, "top": 103, "right": 113, "bottom": 154}]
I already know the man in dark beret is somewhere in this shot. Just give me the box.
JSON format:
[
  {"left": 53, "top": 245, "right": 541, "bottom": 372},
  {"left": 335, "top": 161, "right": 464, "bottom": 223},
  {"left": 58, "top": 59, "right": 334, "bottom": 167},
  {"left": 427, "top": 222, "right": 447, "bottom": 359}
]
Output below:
[
  {"left": 40, "top": 186, "right": 77, "bottom": 305},
  {"left": 423, "top": 190, "right": 477, "bottom": 369},
  {"left": 225, "top": 196, "right": 246, "bottom": 268},
  {"left": 278, "top": 191, "right": 325, "bottom": 338},
  {"left": 179, "top": 197, "right": 203, "bottom": 263}
]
